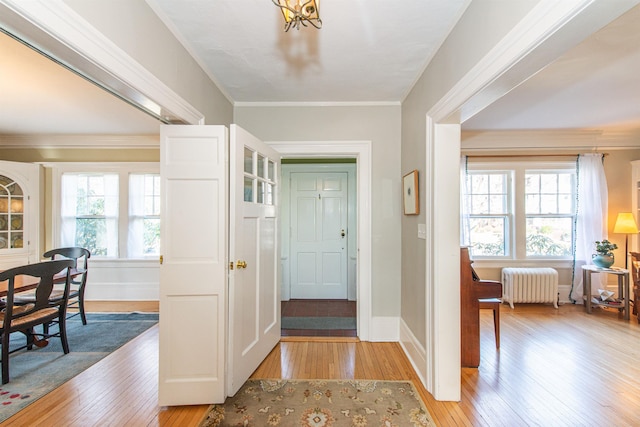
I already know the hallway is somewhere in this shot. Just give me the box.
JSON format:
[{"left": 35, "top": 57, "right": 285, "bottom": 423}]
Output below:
[{"left": 281, "top": 299, "right": 357, "bottom": 337}]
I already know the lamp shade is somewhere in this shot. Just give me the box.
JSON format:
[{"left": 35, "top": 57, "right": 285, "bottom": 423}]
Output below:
[{"left": 613, "top": 212, "right": 639, "bottom": 234}]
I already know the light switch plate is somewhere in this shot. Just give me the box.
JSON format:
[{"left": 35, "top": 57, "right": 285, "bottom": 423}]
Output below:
[{"left": 418, "top": 223, "right": 426, "bottom": 239}]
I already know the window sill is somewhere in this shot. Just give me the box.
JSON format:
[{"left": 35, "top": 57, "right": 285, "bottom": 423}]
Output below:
[{"left": 472, "top": 259, "right": 574, "bottom": 269}]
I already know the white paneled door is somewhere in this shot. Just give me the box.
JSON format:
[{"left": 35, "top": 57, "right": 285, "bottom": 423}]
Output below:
[
  {"left": 290, "top": 172, "right": 348, "bottom": 299},
  {"left": 159, "top": 124, "right": 280, "bottom": 406},
  {"left": 227, "top": 125, "right": 281, "bottom": 396}
]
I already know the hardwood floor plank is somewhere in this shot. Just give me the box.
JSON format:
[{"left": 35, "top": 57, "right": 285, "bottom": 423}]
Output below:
[{"left": 3, "top": 303, "right": 640, "bottom": 426}]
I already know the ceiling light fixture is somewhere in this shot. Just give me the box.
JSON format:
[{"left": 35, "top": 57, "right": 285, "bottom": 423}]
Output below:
[{"left": 272, "top": 0, "right": 322, "bottom": 32}]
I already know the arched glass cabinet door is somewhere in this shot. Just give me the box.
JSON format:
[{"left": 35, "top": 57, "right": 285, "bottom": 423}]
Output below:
[{"left": 0, "top": 174, "right": 24, "bottom": 250}]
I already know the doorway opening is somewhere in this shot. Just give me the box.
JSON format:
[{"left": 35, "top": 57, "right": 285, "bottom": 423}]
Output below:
[{"left": 280, "top": 159, "right": 357, "bottom": 337}]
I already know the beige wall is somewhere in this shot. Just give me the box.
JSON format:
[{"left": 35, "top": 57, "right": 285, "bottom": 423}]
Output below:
[
  {"left": 235, "top": 105, "right": 402, "bottom": 318},
  {"left": 400, "top": 1, "right": 538, "bottom": 348}
]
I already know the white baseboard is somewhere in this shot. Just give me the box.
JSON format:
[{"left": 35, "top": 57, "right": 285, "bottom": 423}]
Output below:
[
  {"left": 399, "top": 318, "right": 427, "bottom": 386},
  {"left": 368, "top": 316, "right": 399, "bottom": 341}
]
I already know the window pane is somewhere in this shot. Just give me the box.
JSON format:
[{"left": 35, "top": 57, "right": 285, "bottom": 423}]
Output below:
[
  {"left": 489, "top": 174, "right": 504, "bottom": 193},
  {"left": 558, "top": 173, "right": 572, "bottom": 193},
  {"left": 75, "top": 218, "right": 108, "bottom": 256},
  {"left": 526, "top": 194, "right": 540, "bottom": 214},
  {"left": 469, "top": 217, "right": 506, "bottom": 256},
  {"left": 540, "top": 174, "right": 557, "bottom": 192},
  {"left": 268, "top": 160, "right": 275, "bottom": 181},
  {"left": 244, "top": 177, "right": 253, "bottom": 202},
  {"left": 10, "top": 232, "right": 23, "bottom": 249},
  {"left": 526, "top": 217, "right": 573, "bottom": 256},
  {"left": 258, "top": 154, "right": 265, "bottom": 178},
  {"left": 143, "top": 218, "right": 161, "bottom": 255},
  {"left": 525, "top": 174, "right": 539, "bottom": 193},
  {"left": 244, "top": 148, "right": 254, "bottom": 174},
  {"left": 471, "top": 195, "right": 489, "bottom": 214},
  {"left": 540, "top": 195, "right": 557, "bottom": 213},
  {"left": 470, "top": 175, "right": 488, "bottom": 193},
  {"left": 558, "top": 194, "right": 572, "bottom": 213},
  {"left": 257, "top": 181, "right": 264, "bottom": 204},
  {"left": 489, "top": 195, "right": 505, "bottom": 214},
  {"left": 265, "top": 183, "right": 273, "bottom": 205}
]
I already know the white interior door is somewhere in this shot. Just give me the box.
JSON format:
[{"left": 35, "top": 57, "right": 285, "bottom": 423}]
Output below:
[
  {"left": 227, "top": 124, "right": 281, "bottom": 396},
  {"left": 158, "top": 125, "right": 228, "bottom": 405},
  {"left": 290, "top": 172, "right": 348, "bottom": 299}
]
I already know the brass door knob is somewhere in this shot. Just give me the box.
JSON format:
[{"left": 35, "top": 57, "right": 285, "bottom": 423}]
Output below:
[{"left": 236, "top": 260, "right": 247, "bottom": 269}]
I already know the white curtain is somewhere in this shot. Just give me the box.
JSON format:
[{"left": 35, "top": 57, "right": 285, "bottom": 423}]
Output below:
[
  {"left": 460, "top": 156, "right": 471, "bottom": 247},
  {"left": 60, "top": 174, "right": 79, "bottom": 248},
  {"left": 571, "top": 153, "right": 608, "bottom": 303},
  {"left": 128, "top": 174, "right": 145, "bottom": 258}
]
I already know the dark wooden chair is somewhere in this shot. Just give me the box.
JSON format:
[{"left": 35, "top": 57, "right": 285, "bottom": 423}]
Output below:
[
  {"left": 0, "top": 259, "right": 75, "bottom": 384},
  {"left": 15, "top": 247, "right": 90, "bottom": 325}
]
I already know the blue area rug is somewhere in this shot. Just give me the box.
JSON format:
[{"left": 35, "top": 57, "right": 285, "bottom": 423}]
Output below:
[
  {"left": 0, "top": 312, "right": 158, "bottom": 423},
  {"left": 281, "top": 316, "right": 356, "bottom": 330}
]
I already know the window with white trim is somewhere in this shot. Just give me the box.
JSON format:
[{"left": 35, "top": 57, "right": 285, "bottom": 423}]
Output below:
[
  {"left": 466, "top": 171, "right": 511, "bottom": 256},
  {"left": 464, "top": 161, "right": 576, "bottom": 260},
  {"left": 525, "top": 171, "right": 575, "bottom": 256},
  {"left": 55, "top": 163, "right": 159, "bottom": 259}
]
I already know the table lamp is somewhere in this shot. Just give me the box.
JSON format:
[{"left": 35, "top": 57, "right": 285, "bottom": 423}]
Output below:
[{"left": 613, "top": 212, "right": 639, "bottom": 269}]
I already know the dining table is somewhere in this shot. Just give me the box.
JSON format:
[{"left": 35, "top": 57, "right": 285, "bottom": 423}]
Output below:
[{"left": 0, "top": 267, "right": 83, "bottom": 297}]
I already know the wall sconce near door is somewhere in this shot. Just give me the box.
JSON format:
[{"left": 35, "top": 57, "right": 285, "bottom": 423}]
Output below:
[
  {"left": 613, "top": 212, "right": 639, "bottom": 269},
  {"left": 272, "top": 0, "right": 322, "bottom": 32}
]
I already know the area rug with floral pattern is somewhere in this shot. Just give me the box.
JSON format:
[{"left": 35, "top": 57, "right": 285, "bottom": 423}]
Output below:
[{"left": 199, "top": 379, "right": 435, "bottom": 427}]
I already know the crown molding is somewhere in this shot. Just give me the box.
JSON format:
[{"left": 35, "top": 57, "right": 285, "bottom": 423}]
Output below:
[
  {"left": 234, "top": 101, "right": 401, "bottom": 108},
  {"left": 461, "top": 129, "right": 640, "bottom": 151},
  {"left": 0, "top": 134, "right": 159, "bottom": 149}
]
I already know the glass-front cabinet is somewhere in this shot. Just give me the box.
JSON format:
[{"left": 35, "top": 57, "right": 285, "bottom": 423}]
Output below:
[
  {"left": 0, "top": 161, "right": 39, "bottom": 270},
  {"left": 0, "top": 174, "right": 25, "bottom": 250}
]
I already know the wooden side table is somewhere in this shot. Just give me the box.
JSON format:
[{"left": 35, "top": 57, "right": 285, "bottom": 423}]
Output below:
[{"left": 582, "top": 265, "right": 630, "bottom": 320}]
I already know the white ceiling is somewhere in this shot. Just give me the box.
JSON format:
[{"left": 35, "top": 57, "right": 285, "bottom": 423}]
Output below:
[
  {"left": 0, "top": 1, "right": 639, "bottom": 136},
  {"left": 147, "top": 0, "right": 469, "bottom": 103}
]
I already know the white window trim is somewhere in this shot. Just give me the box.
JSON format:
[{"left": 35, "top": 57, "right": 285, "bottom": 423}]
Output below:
[
  {"left": 466, "top": 159, "right": 577, "bottom": 263},
  {"left": 49, "top": 162, "right": 159, "bottom": 260}
]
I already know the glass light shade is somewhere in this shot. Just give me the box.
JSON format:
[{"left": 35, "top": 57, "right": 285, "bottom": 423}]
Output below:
[
  {"left": 613, "top": 212, "right": 639, "bottom": 234},
  {"left": 273, "top": 0, "right": 321, "bottom": 30}
]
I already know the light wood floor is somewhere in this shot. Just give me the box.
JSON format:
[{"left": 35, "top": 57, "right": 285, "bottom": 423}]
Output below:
[{"left": 2, "top": 302, "right": 640, "bottom": 426}]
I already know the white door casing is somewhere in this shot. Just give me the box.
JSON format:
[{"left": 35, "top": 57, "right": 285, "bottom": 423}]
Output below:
[
  {"left": 272, "top": 142, "right": 371, "bottom": 340},
  {"left": 290, "top": 172, "right": 348, "bottom": 299},
  {"left": 227, "top": 124, "right": 281, "bottom": 397},
  {"left": 159, "top": 125, "right": 228, "bottom": 405}
]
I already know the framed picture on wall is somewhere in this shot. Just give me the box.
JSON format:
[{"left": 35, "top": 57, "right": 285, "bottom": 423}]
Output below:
[{"left": 403, "top": 170, "right": 419, "bottom": 215}]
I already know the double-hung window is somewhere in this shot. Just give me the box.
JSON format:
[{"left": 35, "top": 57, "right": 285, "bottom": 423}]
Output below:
[
  {"left": 525, "top": 171, "right": 575, "bottom": 256},
  {"left": 464, "top": 161, "right": 576, "bottom": 260},
  {"left": 56, "top": 163, "right": 160, "bottom": 259},
  {"left": 466, "top": 171, "right": 511, "bottom": 256}
]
